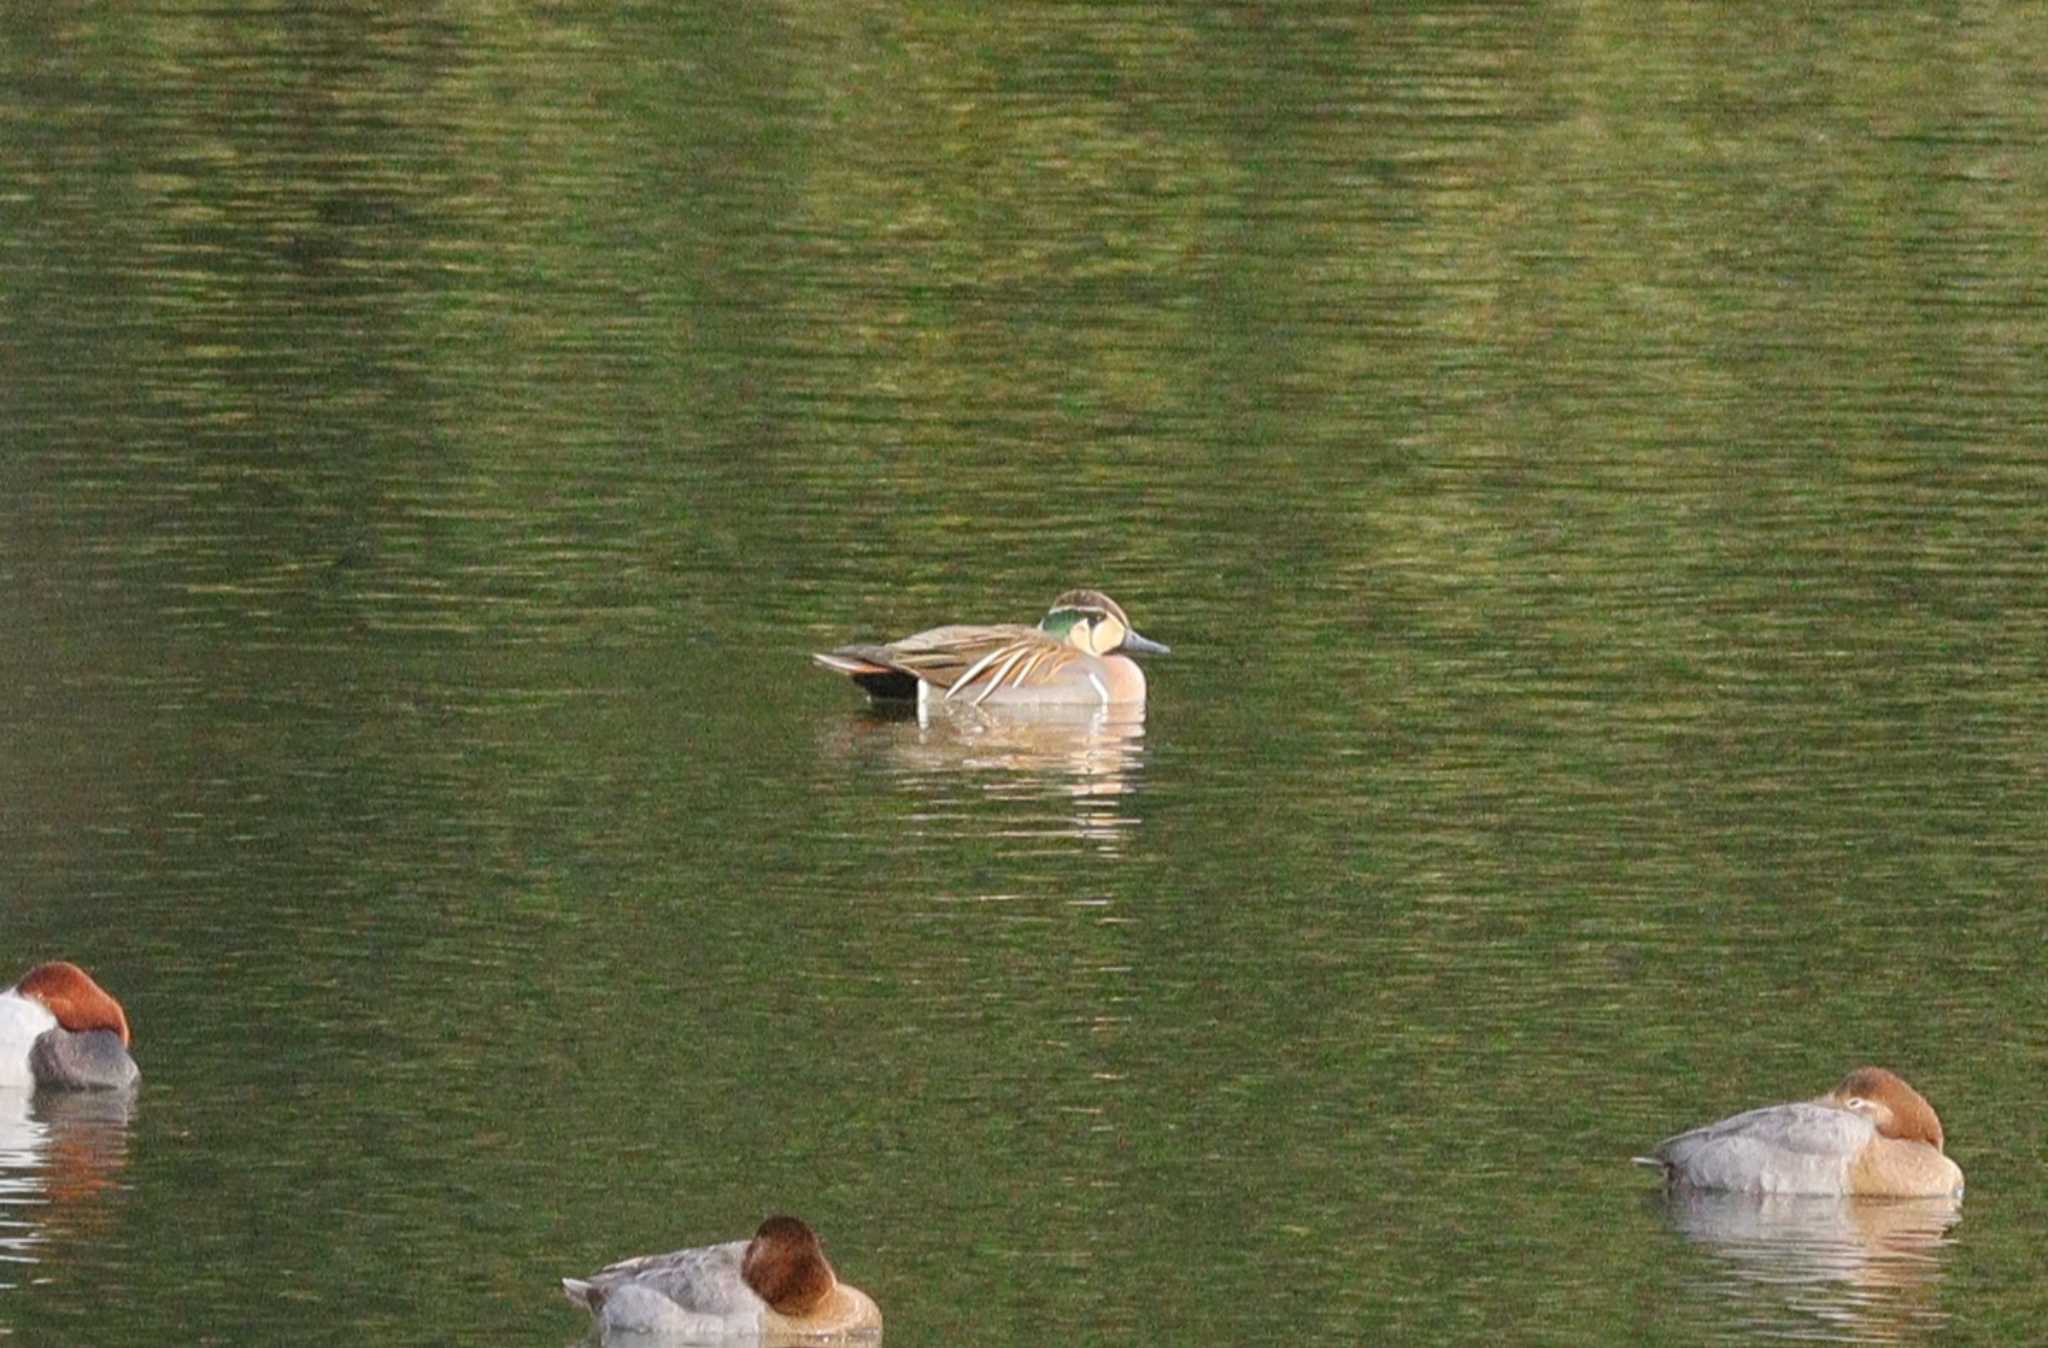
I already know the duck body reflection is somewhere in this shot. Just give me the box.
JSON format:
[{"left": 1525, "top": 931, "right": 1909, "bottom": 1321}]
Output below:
[
  {"left": 1655, "top": 1189, "right": 1962, "bottom": 1342},
  {"left": 0, "top": 1085, "right": 137, "bottom": 1285},
  {"left": 821, "top": 698, "right": 1150, "bottom": 851}
]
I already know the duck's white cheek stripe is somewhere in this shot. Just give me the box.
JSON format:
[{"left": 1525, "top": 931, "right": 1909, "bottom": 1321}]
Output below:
[{"left": 1087, "top": 672, "right": 1109, "bottom": 704}]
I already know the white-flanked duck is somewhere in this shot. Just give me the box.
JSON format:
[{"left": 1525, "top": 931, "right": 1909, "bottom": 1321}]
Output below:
[{"left": 0, "top": 962, "right": 137, "bottom": 1091}]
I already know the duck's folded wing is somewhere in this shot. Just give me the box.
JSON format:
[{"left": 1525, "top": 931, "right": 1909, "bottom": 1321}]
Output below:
[
  {"left": 1662, "top": 1102, "right": 1874, "bottom": 1156},
  {"left": 931, "top": 628, "right": 1091, "bottom": 704},
  {"left": 29, "top": 1027, "right": 138, "bottom": 1089},
  {"left": 819, "top": 624, "right": 1068, "bottom": 693},
  {"left": 566, "top": 1240, "right": 756, "bottom": 1315},
  {"left": 1647, "top": 1102, "right": 1876, "bottom": 1192}
]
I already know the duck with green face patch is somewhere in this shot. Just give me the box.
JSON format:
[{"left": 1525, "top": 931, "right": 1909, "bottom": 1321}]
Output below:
[{"left": 813, "top": 589, "right": 1170, "bottom": 708}]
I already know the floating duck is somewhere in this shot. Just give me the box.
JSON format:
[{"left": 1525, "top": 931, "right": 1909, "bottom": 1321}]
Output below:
[
  {"left": 814, "top": 589, "right": 1168, "bottom": 708},
  {"left": 1638, "top": 1067, "right": 1962, "bottom": 1197},
  {"left": 563, "top": 1215, "right": 880, "bottom": 1341},
  {"left": 0, "top": 961, "right": 137, "bottom": 1091}
]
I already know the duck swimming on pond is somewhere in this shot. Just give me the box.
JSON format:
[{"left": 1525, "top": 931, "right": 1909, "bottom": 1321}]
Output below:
[
  {"left": 1636, "top": 1067, "right": 1962, "bottom": 1198},
  {"left": 0, "top": 961, "right": 138, "bottom": 1091},
  {"left": 813, "top": 589, "right": 1168, "bottom": 709},
  {"left": 562, "top": 1215, "right": 880, "bottom": 1342}
]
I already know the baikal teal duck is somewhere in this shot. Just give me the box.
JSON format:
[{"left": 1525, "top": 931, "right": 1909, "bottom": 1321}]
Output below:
[{"left": 813, "top": 589, "right": 1169, "bottom": 709}]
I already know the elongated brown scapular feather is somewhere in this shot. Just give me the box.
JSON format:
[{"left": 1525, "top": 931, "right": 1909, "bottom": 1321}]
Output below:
[
  {"left": 814, "top": 624, "right": 1067, "bottom": 699},
  {"left": 947, "top": 637, "right": 1087, "bottom": 704}
]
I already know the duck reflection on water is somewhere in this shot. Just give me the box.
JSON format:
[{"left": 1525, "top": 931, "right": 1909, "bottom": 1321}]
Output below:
[
  {"left": 1654, "top": 1189, "right": 1960, "bottom": 1343},
  {"left": 819, "top": 699, "right": 1151, "bottom": 850},
  {"left": 0, "top": 1085, "right": 138, "bottom": 1286}
]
